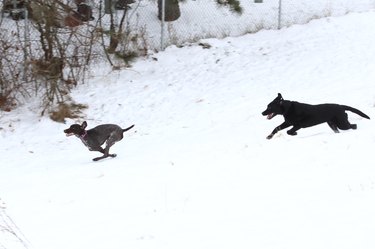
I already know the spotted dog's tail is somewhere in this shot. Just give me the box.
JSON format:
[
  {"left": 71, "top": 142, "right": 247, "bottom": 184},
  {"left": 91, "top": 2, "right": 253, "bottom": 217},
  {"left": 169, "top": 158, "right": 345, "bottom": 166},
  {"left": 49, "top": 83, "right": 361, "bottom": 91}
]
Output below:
[{"left": 122, "top": 124, "right": 135, "bottom": 133}]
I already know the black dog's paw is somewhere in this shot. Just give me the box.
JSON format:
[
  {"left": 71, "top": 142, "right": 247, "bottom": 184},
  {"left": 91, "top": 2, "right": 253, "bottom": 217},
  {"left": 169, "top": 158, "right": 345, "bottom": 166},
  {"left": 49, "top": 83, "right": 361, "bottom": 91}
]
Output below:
[
  {"left": 109, "top": 154, "right": 117, "bottom": 158},
  {"left": 287, "top": 130, "right": 297, "bottom": 136},
  {"left": 266, "top": 134, "right": 273, "bottom": 139}
]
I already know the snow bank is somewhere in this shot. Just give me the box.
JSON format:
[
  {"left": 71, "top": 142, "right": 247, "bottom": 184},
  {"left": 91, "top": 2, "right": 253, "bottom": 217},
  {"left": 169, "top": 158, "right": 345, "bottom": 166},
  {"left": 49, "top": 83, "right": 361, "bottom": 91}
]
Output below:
[{"left": 1, "top": 7, "right": 375, "bottom": 249}]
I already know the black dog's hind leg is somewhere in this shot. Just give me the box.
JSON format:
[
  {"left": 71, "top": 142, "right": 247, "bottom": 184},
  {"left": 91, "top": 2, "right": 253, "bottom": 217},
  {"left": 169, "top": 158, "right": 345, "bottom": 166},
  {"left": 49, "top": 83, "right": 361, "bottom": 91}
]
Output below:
[
  {"left": 335, "top": 113, "right": 357, "bottom": 131},
  {"left": 327, "top": 121, "right": 339, "bottom": 133},
  {"left": 267, "top": 122, "right": 292, "bottom": 139},
  {"left": 336, "top": 122, "right": 357, "bottom": 131}
]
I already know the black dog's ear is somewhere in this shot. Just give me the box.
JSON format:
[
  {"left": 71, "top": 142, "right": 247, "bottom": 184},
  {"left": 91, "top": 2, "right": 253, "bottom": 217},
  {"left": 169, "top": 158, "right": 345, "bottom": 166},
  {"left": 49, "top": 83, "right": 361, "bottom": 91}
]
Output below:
[
  {"left": 277, "top": 93, "right": 284, "bottom": 105},
  {"left": 81, "top": 121, "right": 87, "bottom": 129}
]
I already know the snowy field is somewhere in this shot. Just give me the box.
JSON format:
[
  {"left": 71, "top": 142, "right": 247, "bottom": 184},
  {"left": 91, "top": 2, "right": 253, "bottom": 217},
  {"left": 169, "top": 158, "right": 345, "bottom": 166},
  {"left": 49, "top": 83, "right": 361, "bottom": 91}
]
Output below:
[{"left": 2, "top": 10, "right": 375, "bottom": 249}]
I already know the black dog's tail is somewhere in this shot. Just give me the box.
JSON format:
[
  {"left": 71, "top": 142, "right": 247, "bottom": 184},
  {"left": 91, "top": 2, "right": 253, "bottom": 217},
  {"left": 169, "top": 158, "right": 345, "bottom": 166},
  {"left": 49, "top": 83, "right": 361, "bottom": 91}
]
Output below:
[
  {"left": 122, "top": 124, "right": 135, "bottom": 133},
  {"left": 343, "top": 106, "right": 370, "bottom": 119}
]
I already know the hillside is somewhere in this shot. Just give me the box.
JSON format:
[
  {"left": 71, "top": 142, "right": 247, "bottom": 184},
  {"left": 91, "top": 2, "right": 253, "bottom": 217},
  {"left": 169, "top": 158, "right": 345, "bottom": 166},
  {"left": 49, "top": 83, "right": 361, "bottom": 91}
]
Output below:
[{"left": 1, "top": 10, "right": 375, "bottom": 249}]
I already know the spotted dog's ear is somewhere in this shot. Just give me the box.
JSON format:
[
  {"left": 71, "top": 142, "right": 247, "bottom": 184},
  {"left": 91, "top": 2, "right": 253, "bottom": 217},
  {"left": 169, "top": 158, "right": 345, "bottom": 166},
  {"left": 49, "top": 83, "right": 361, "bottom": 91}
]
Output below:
[{"left": 81, "top": 121, "right": 87, "bottom": 129}]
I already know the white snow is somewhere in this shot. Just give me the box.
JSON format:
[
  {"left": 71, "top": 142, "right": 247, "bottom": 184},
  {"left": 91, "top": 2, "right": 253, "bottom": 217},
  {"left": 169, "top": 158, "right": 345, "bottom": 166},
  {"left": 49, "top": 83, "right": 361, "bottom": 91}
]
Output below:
[{"left": 2, "top": 9, "right": 375, "bottom": 249}]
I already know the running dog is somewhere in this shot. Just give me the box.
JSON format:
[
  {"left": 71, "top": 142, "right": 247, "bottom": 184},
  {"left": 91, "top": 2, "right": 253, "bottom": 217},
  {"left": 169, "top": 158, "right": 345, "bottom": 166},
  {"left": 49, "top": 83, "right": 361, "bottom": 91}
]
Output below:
[
  {"left": 64, "top": 121, "right": 134, "bottom": 161},
  {"left": 262, "top": 93, "right": 370, "bottom": 139}
]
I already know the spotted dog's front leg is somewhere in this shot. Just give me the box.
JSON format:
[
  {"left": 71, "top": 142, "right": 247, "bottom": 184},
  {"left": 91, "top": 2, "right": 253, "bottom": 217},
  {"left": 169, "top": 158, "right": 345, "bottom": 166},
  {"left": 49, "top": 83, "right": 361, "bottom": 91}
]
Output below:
[
  {"left": 266, "top": 122, "right": 292, "bottom": 139},
  {"left": 87, "top": 146, "right": 108, "bottom": 161},
  {"left": 92, "top": 139, "right": 117, "bottom": 161}
]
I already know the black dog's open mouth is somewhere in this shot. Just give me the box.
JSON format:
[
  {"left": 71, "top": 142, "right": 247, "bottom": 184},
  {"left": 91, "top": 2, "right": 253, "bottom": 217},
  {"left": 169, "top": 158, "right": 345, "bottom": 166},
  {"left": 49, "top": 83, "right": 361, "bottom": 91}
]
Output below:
[{"left": 267, "top": 113, "right": 276, "bottom": 120}]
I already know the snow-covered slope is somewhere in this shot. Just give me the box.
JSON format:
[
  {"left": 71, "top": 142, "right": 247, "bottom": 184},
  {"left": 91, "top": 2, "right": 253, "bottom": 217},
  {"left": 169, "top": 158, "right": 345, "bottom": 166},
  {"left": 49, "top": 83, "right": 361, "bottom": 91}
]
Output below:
[{"left": 1, "top": 11, "right": 375, "bottom": 249}]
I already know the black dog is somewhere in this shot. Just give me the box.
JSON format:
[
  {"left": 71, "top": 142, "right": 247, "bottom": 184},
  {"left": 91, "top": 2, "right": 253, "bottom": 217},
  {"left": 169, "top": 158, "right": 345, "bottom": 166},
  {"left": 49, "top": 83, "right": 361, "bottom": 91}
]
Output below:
[
  {"left": 64, "top": 121, "right": 134, "bottom": 161},
  {"left": 262, "top": 93, "right": 370, "bottom": 139}
]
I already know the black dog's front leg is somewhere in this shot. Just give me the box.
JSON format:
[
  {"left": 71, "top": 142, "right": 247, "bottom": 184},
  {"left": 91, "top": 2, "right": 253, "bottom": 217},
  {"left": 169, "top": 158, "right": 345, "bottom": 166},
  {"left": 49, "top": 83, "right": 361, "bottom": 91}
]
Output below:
[
  {"left": 267, "top": 122, "right": 291, "bottom": 139},
  {"left": 287, "top": 125, "right": 301, "bottom": 136}
]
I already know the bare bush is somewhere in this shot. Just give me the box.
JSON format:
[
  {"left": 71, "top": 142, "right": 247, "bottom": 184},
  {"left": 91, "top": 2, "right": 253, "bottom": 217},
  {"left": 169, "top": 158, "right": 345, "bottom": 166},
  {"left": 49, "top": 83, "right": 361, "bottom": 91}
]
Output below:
[
  {"left": 0, "top": 23, "right": 28, "bottom": 111},
  {"left": 0, "top": 0, "right": 150, "bottom": 120},
  {"left": 98, "top": 0, "right": 149, "bottom": 67},
  {"left": 0, "top": 199, "right": 29, "bottom": 249},
  {"left": 26, "top": 0, "right": 96, "bottom": 115},
  {"left": 49, "top": 101, "right": 88, "bottom": 123}
]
